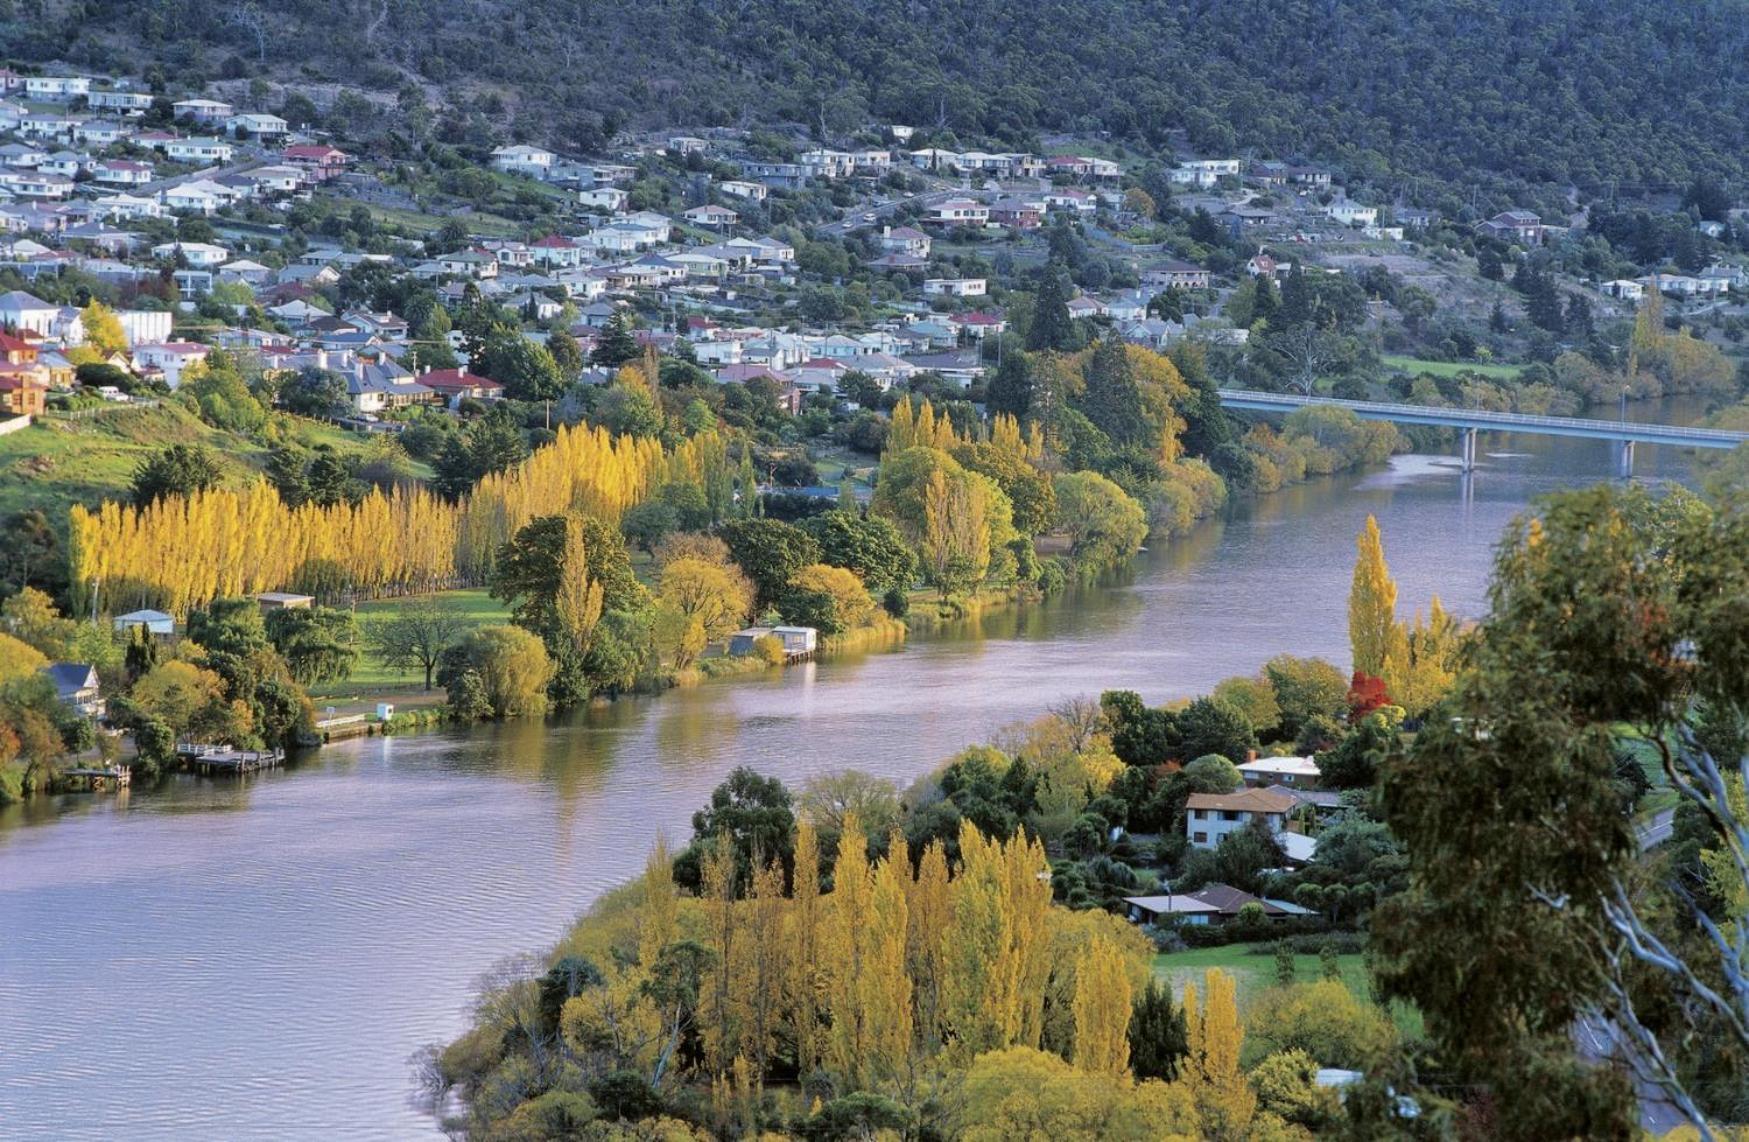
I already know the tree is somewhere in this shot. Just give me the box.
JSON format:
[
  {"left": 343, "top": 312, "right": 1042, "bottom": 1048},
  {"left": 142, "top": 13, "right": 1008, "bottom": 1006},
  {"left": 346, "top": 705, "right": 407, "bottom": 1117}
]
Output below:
[
  {"left": 81, "top": 300, "right": 127, "bottom": 356},
  {"left": 920, "top": 466, "right": 994, "bottom": 599},
  {"left": 368, "top": 597, "right": 469, "bottom": 690},
  {"left": 780, "top": 562, "right": 875, "bottom": 635},
  {"left": 800, "top": 510, "right": 917, "bottom": 596},
  {"left": 1051, "top": 471, "right": 1147, "bottom": 576},
  {"left": 1176, "top": 699, "right": 1256, "bottom": 763},
  {"left": 1211, "top": 675, "right": 1280, "bottom": 739},
  {"left": 1181, "top": 968, "right": 1256, "bottom": 1138},
  {"left": 591, "top": 311, "right": 641, "bottom": 368},
  {"left": 131, "top": 444, "right": 223, "bottom": 507},
  {"left": 478, "top": 332, "right": 566, "bottom": 401},
  {"left": 657, "top": 557, "right": 754, "bottom": 645},
  {"left": 678, "top": 767, "right": 794, "bottom": 893},
  {"left": 1347, "top": 514, "right": 1398, "bottom": 677},
  {"left": 1243, "top": 980, "right": 1397, "bottom": 1071},
  {"left": 1071, "top": 933, "right": 1132, "bottom": 1077},
  {"left": 1, "top": 587, "right": 76, "bottom": 659},
  {"left": 439, "top": 625, "right": 554, "bottom": 718},
  {"left": 1027, "top": 263, "right": 1077, "bottom": 352},
  {"left": 131, "top": 661, "right": 227, "bottom": 736},
  {"left": 492, "top": 514, "right": 644, "bottom": 638},
  {"left": 717, "top": 518, "right": 820, "bottom": 613},
  {"left": 279, "top": 368, "right": 351, "bottom": 418},
  {"left": 264, "top": 606, "right": 358, "bottom": 685},
  {"left": 1078, "top": 338, "right": 1149, "bottom": 450},
  {"left": 1129, "top": 978, "right": 1188, "bottom": 1080},
  {"left": 797, "top": 770, "right": 900, "bottom": 849},
  {"left": 986, "top": 347, "right": 1034, "bottom": 420}
]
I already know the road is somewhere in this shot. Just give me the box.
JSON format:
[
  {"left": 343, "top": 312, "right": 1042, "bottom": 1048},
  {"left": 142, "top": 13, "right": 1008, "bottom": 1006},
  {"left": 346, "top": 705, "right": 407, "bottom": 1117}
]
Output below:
[{"left": 814, "top": 187, "right": 963, "bottom": 238}]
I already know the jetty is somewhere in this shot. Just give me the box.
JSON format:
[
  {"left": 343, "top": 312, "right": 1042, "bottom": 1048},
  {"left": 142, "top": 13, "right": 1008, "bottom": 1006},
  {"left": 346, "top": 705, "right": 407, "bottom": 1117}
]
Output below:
[
  {"left": 63, "top": 766, "right": 131, "bottom": 791},
  {"left": 174, "top": 743, "right": 285, "bottom": 775}
]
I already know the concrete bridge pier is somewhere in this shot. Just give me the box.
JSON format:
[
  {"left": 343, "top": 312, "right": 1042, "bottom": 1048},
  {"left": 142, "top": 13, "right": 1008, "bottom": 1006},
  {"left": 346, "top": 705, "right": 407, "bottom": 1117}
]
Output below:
[
  {"left": 1460, "top": 427, "right": 1478, "bottom": 473},
  {"left": 1618, "top": 439, "right": 1636, "bottom": 479}
]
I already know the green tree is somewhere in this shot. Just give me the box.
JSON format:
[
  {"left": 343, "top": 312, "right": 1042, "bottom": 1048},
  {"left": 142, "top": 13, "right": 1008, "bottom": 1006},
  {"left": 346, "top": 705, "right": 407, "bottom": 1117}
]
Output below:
[
  {"left": 131, "top": 444, "right": 223, "bottom": 507},
  {"left": 1051, "top": 470, "right": 1147, "bottom": 576},
  {"left": 1129, "top": 977, "right": 1188, "bottom": 1080},
  {"left": 367, "top": 597, "right": 469, "bottom": 690},
  {"left": 437, "top": 625, "right": 554, "bottom": 718},
  {"left": 590, "top": 311, "right": 641, "bottom": 369},
  {"left": 1176, "top": 698, "right": 1256, "bottom": 763},
  {"left": 1026, "top": 263, "right": 1076, "bottom": 352},
  {"left": 265, "top": 606, "right": 358, "bottom": 685},
  {"left": 800, "top": 510, "right": 918, "bottom": 596},
  {"left": 717, "top": 518, "right": 821, "bottom": 612},
  {"left": 478, "top": 332, "right": 566, "bottom": 401}
]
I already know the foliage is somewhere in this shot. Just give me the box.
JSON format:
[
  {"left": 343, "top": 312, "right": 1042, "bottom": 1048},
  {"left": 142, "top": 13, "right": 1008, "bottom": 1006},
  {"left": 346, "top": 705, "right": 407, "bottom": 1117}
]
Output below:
[
  {"left": 1051, "top": 471, "right": 1148, "bottom": 578},
  {"left": 1347, "top": 514, "right": 1397, "bottom": 678},
  {"left": 438, "top": 625, "right": 554, "bottom": 718},
  {"left": 130, "top": 443, "right": 223, "bottom": 508},
  {"left": 800, "top": 509, "right": 917, "bottom": 597},
  {"left": 718, "top": 518, "right": 821, "bottom": 613},
  {"left": 264, "top": 605, "right": 358, "bottom": 686},
  {"left": 780, "top": 562, "right": 874, "bottom": 636}
]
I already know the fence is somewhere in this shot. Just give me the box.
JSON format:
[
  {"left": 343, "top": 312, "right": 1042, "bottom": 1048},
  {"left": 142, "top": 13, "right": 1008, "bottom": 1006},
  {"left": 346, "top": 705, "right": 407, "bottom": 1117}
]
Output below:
[{"left": 0, "top": 414, "right": 31, "bottom": 437}]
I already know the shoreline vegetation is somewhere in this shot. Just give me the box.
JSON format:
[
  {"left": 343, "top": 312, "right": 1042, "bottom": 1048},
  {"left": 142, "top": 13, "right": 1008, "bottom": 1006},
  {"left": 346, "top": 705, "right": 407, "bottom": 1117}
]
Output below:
[{"left": 6, "top": 336, "right": 1413, "bottom": 806}]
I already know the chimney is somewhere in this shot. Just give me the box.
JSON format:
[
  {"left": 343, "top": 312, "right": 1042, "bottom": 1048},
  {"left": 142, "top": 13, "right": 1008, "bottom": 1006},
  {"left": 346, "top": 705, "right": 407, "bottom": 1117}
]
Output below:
[{"left": 1245, "top": 749, "right": 1258, "bottom": 763}]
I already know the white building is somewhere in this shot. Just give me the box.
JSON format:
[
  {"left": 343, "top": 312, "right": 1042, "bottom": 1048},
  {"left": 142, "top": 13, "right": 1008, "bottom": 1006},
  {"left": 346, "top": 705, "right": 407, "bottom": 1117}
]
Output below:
[
  {"left": 23, "top": 77, "right": 89, "bottom": 102},
  {"left": 163, "top": 137, "right": 234, "bottom": 164},
  {"left": 151, "top": 241, "right": 230, "bottom": 268},
  {"left": 491, "top": 145, "right": 556, "bottom": 177},
  {"left": 578, "top": 187, "right": 628, "bottom": 212},
  {"left": 719, "top": 180, "right": 767, "bottom": 202},
  {"left": 117, "top": 310, "right": 174, "bottom": 347},
  {"left": 923, "top": 277, "right": 987, "bottom": 298},
  {"left": 172, "top": 99, "right": 234, "bottom": 124},
  {"left": 131, "top": 342, "right": 212, "bottom": 389},
  {"left": 0, "top": 290, "right": 59, "bottom": 337},
  {"left": 1184, "top": 788, "right": 1296, "bottom": 850},
  {"left": 1236, "top": 755, "right": 1321, "bottom": 788}
]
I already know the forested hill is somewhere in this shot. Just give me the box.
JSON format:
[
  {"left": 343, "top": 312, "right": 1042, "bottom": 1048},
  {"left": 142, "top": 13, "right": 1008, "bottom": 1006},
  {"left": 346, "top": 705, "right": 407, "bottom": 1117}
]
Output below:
[{"left": 36, "top": 0, "right": 1749, "bottom": 194}]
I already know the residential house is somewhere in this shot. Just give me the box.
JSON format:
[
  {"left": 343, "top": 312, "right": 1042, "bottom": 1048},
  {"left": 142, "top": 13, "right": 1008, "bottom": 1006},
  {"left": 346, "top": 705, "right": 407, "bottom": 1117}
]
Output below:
[
  {"left": 163, "top": 137, "right": 234, "bottom": 164},
  {"left": 684, "top": 204, "right": 739, "bottom": 229},
  {"left": 0, "top": 290, "right": 59, "bottom": 337},
  {"left": 72, "top": 119, "right": 125, "bottom": 148},
  {"left": 87, "top": 90, "right": 154, "bottom": 114},
  {"left": 924, "top": 198, "right": 990, "bottom": 227},
  {"left": 877, "top": 225, "right": 931, "bottom": 257},
  {"left": 531, "top": 234, "right": 585, "bottom": 269},
  {"left": 0, "top": 367, "right": 47, "bottom": 416},
  {"left": 667, "top": 136, "right": 709, "bottom": 155},
  {"left": 491, "top": 145, "right": 556, "bottom": 177},
  {"left": 414, "top": 367, "right": 504, "bottom": 408},
  {"left": 93, "top": 192, "right": 162, "bottom": 221},
  {"left": 1185, "top": 788, "right": 1297, "bottom": 849},
  {"left": 23, "top": 77, "right": 90, "bottom": 102},
  {"left": 1326, "top": 199, "right": 1378, "bottom": 227},
  {"left": 738, "top": 160, "right": 809, "bottom": 190},
  {"left": 436, "top": 249, "right": 499, "bottom": 279},
  {"left": 923, "top": 277, "right": 987, "bottom": 298},
  {"left": 93, "top": 159, "right": 153, "bottom": 186},
  {"left": 578, "top": 186, "right": 628, "bottom": 212},
  {"left": 900, "top": 348, "right": 984, "bottom": 385},
  {"left": 1287, "top": 164, "right": 1332, "bottom": 188},
  {"left": 1043, "top": 188, "right": 1097, "bottom": 215},
  {"left": 1237, "top": 755, "right": 1321, "bottom": 788},
  {"left": 115, "top": 310, "right": 173, "bottom": 347},
  {"left": 1122, "top": 883, "right": 1317, "bottom": 927},
  {"left": 1476, "top": 209, "right": 1548, "bottom": 245},
  {"left": 282, "top": 145, "right": 349, "bottom": 180},
  {"left": 947, "top": 311, "right": 1006, "bottom": 339},
  {"left": 172, "top": 98, "right": 234, "bottom": 124},
  {"left": 152, "top": 241, "right": 229, "bottom": 268},
  {"left": 158, "top": 184, "right": 223, "bottom": 214},
  {"left": 1142, "top": 260, "right": 1211, "bottom": 291},
  {"left": 131, "top": 341, "right": 211, "bottom": 388},
  {"left": 0, "top": 170, "right": 73, "bottom": 199},
  {"left": 989, "top": 198, "right": 1044, "bottom": 229},
  {"left": 226, "top": 112, "right": 287, "bottom": 139},
  {"left": 719, "top": 180, "right": 767, "bottom": 202},
  {"left": 46, "top": 663, "right": 103, "bottom": 718}
]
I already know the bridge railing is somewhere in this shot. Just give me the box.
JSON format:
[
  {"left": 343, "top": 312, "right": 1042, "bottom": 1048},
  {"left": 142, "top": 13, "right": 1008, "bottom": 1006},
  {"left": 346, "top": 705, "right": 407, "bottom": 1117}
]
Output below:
[{"left": 1216, "top": 390, "right": 1749, "bottom": 447}]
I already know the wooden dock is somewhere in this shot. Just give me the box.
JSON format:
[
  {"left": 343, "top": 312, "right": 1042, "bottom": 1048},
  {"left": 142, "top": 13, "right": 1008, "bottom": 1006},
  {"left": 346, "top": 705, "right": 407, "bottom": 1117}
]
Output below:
[
  {"left": 174, "top": 744, "right": 286, "bottom": 775},
  {"left": 314, "top": 713, "right": 371, "bottom": 742},
  {"left": 63, "top": 766, "right": 131, "bottom": 791}
]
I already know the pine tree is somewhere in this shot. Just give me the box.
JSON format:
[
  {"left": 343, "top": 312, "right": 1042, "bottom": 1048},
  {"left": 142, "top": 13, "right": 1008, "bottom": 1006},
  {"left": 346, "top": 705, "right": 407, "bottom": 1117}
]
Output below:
[
  {"left": 1275, "top": 940, "right": 1296, "bottom": 987},
  {"left": 1071, "top": 933, "right": 1132, "bottom": 1076},
  {"left": 1129, "top": 978, "right": 1188, "bottom": 1081},
  {"left": 1080, "top": 338, "right": 1148, "bottom": 449},
  {"left": 592, "top": 310, "right": 641, "bottom": 368},
  {"left": 1348, "top": 514, "right": 1398, "bottom": 677},
  {"left": 1027, "top": 263, "right": 1076, "bottom": 351},
  {"left": 986, "top": 348, "right": 1034, "bottom": 420}
]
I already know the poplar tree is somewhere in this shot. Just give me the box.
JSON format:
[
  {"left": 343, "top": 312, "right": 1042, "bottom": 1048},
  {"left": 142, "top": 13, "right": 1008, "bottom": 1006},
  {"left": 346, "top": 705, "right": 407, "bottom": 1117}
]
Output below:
[
  {"left": 786, "top": 819, "right": 824, "bottom": 1078},
  {"left": 1347, "top": 513, "right": 1399, "bottom": 678},
  {"left": 1070, "top": 933, "right": 1132, "bottom": 1077},
  {"left": 1181, "top": 969, "right": 1256, "bottom": 1138}
]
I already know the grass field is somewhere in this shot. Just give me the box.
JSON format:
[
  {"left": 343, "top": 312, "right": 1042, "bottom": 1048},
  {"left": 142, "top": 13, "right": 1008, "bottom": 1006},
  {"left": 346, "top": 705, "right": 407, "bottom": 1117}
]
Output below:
[
  {"left": 1154, "top": 945, "right": 1423, "bottom": 1039},
  {"left": 311, "top": 588, "right": 511, "bottom": 707},
  {"left": 0, "top": 402, "right": 426, "bottom": 535},
  {"left": 1381, "top": 355, "right": 1524, "bottom": 381}
]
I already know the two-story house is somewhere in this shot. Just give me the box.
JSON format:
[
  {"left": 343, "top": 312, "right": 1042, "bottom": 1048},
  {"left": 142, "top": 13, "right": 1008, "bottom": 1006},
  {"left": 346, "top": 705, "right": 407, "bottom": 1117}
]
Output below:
[{"left": 1184, "top": 788, "right": 1297, "bottom": 849}]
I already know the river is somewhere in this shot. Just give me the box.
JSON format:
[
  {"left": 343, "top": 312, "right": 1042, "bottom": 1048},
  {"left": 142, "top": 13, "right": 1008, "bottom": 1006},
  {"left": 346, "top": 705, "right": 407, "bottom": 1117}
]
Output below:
[{"left": 0, "top": 409, "right": 1714, "bottom": 1140}]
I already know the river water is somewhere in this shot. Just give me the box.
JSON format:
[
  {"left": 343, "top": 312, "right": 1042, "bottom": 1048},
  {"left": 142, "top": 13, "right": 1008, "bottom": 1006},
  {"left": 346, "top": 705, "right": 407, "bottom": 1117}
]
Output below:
[{"left": 0, "top": 413, "right": 1713, "bottom": 1140}]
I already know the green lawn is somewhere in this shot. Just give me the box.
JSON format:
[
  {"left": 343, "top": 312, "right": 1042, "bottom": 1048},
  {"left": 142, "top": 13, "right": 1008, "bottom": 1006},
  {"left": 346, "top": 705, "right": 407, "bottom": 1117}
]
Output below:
[
  {"left": 316, "top": 588, "right": 511, "bottom": 701},
  {"left": 1381, "top": 355, "right": 1524, "bottom": 381},
  {"left": 1154, "top": 945, "right": 1422, "bottom": 1039}
]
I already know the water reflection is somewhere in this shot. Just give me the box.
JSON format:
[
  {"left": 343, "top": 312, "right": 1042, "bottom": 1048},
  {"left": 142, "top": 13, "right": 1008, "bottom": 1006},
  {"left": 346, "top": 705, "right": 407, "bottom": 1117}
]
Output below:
[{"left": 0, "top": 415, "right": 1713, "bottom": 1140}]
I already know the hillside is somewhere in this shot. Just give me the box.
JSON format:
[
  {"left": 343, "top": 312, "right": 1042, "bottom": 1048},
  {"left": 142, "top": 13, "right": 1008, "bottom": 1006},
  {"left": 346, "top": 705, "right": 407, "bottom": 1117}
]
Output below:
[{"left": 30, "top": 0, "right": 1749, "bottom": 197}]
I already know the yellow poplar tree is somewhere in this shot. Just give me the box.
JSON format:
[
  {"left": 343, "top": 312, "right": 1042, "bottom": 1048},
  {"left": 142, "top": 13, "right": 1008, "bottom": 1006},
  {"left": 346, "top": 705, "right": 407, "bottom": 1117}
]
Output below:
[
  {"left": 865, "top": 836, "right": 915, "bottom": 1085},
  {"left": 1348, "top": 514, "right": 1398, "bottom": 677},
  {"left": 81, "top": 300, "right": 128, "bottom": 356},
  {"left": 555, "top": 514, "right": 605, "bottom": 657},
  {"left": 786, "top": 819, "right": 825, "bottom": 1077},
  {"left": 1181, "top": 969, "right": 1255, "bottom": 1139},
  {"left": 907, "top": 838, "right": 953, "bottom": 1048},
  {"left": 699, "top": 831, "right": 741, "bottom": 1076},
  {"left": 822, "top": 810, "right": 874, "bottom": 1087},
  {"left": 1071, "top": 932, "right": 1133, "bottom": 1077}
]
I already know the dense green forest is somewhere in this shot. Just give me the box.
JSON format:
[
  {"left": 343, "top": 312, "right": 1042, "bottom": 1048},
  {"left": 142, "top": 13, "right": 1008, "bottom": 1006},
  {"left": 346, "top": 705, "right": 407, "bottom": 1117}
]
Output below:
[{"left": 28, "top": 0, "right": 1749, "bottom": 196}]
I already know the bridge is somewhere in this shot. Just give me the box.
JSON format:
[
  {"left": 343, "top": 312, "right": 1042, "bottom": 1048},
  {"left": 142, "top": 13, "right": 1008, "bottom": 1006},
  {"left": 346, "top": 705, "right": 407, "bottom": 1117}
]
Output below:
[{"left": 1217, "top": 390, "right": 1749, "bottom": 476}]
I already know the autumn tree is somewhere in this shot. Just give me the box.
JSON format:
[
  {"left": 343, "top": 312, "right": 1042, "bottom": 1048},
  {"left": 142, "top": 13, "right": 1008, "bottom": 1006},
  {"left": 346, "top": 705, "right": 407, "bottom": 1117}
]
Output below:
[
  {"left": 1070, "top": 932, "right": 1132, "bottom": 1077},
  {"left": 1347, "top": 514, "right": 1398, "bottom": 677},
  {"left": 1181, "top": 968, "right": 1256, "bottom": 1139},
  {"left": 368, "top": 597, "right": 470, "bottom": 690}
]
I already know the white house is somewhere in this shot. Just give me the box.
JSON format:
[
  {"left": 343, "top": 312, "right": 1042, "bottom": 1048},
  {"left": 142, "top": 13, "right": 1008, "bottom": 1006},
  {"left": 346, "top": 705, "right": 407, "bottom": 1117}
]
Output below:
[
  {"left": 152, "top": 241, "right": 230, "bottom": 268},
  {"left": 226, "top": 112, "right": 287, "bottom": 139},
  {"left": 95, "top": 192, "right": 164, "bottom": 220},
  {"left": 113, "top": 609, "right": 175, "bottom": 636},
  {"left": 23, "top": 77, "right": 89, "bottom": 102},
  {"left": 719, "top": 180, "right": 767, "bottom": 202},
  {"left": 1236, "top": 755, "right": 1321, "bottom": 788},
  {"left": 164, "top": 137, "right": 233, "bottom": 164},
  {"left": 93, "top": 159, "right": 154, "bottom": 186},
  {"left": 87, "top": 90, "right": 153, "bottom": 113},
  {"left": 1326, "top": 200, "right": 1378, "bottom": 227},
  {"left": 0, "top": 290, "right": 59, "bottom": 337},
  {"left": 684, "top": 204, "right": 738, "bottom": 229},
  {"left": 923, "top": 277, "right": 987, "bottom": 298},
  {"left": 1184, "top": 788, "right": 1296, "bottom": 850},
  {"left": 172, "top": 98, "right": 234, "bottom": 124},
  {"left": 578, "top": 187, "right": 628, "bottom": 212},
  {"left": 924, "top": 198, "right": 990, "bottom": 226},
  {"left": 1601, "top": 279, "right": 1645, "bottom": 302},
  {"left": 131, "top": 342, "right": 211, "bottom": 388},
  {"left": 491, "top": 145, "right": 556, "bottom": 177}
]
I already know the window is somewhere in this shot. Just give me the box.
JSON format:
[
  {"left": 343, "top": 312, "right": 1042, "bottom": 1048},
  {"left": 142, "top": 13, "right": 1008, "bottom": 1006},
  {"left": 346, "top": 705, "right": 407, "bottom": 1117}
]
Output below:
[
  {"left": 1191, "top": 808, "right": 1205, "bottom": 821},
  {"left": 1192, "top": 832, "right": 1207, "bottom": 845},
  {"left": 1221, "top": 810, "right": 1240, "bottom": 822}
]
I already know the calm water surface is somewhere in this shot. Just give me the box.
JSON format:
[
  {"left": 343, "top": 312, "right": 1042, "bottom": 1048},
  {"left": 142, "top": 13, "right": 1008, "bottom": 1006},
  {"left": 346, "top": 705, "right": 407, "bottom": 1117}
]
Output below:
[{"left": 0, "top": 415, "right": 1709, "bottom": 1139}]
